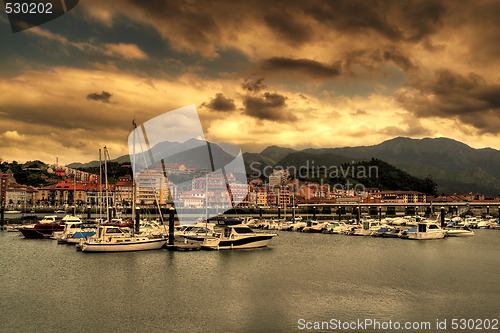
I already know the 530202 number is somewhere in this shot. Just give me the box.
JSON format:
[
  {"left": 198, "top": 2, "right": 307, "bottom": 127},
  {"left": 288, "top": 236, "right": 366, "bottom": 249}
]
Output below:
[{"left": 5, "top": 2, "right": 53, "bottom": 14}]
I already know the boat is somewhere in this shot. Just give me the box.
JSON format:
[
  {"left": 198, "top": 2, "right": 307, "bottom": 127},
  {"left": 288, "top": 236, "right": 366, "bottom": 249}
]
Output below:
[
  {"left": 80, "top": 225, "right": 166, "bottom": 252},
  {"left": 345, "top": 220, "right": 381, "bottom": 236},
  {"left": 323, "top": 221, "right": 349, "bottom": 234},
  {"left": 201, "top": 223, "right": 277, "bottom": 250},
  {"left": 5, "top": 210, "right": 21, "bottom": 214},
  {"left": 52, "top": 215, "right": 83, "bottom": 240},
  {"left": 80, "top": 145, "right": 167, "bottom": 252},
  {"left": 302, "top": 221, "right": 329, "bottom": 233},
  {"left": 176, "top": 221, "right": 215, "bottom": 243},
  {"left": 59, "top": 221, "right": 98, "bottom": 244},
  {"left": 445, "top": 227, "right": 475, "bottom": 237},
  {"left": 406, "top": 222, "right": 446, "bottom": 240},
  {"left": 18, "top": 215, "right": 65, "bottom": 239}
]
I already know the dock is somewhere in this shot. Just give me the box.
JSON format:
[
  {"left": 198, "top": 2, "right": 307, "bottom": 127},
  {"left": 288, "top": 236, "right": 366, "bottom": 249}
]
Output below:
[{"left": 165, "top": 242, "right": 201, "bottom": 251}]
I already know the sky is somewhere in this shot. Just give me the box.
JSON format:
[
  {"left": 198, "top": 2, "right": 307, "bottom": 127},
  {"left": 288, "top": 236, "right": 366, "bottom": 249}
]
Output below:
[{"left": 1, "top": 0, "right": 500, "bottom": 165}]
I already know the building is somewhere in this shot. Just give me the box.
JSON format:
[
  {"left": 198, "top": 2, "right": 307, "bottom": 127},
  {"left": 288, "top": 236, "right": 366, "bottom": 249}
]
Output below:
[
  {"left": 0, "top": 173, "right": 16, "bottom": 204},
  {"left": 375, "top": 191, "right": 427, "bottom": 203},
  {"left": 5, "top": 183, "right": 38, "bottom": 206},
  {"left": 268, "top": 169, "right": 289, "bottom": 188},
  {"left": 115, "top": 175, "right": 134, "bottom": 206},
  {"left": 135, "top": 170, "right": 171, "bottom": 205}
]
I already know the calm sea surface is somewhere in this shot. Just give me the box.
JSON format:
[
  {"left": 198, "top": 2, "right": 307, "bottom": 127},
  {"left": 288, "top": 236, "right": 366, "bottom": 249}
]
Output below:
[{"left": 1, "top": 229, "right": 499, "bottom": 332}]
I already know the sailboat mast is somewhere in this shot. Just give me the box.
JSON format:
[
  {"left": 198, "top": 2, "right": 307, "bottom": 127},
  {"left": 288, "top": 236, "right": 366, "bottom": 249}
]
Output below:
[
  {"left": 205, "top": 173, "right": 208, "bottom": 236},
  {"left": 104, "top": 146, "right": 109, "bottom": 222},
  {"left": 73, "top": 173, "right": 76, "bottom": 216},
  {"left": 99, "top": 148, "right": 102, "bottom": 222},
  {"left": 132, "top": 120, "right": 137, "bottom": 234}
]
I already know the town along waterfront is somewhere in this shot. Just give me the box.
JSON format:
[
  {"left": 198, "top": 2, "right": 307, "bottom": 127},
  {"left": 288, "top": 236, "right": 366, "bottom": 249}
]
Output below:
[{"left": 1, "top": 229, "right": 499, "bottom": 332}]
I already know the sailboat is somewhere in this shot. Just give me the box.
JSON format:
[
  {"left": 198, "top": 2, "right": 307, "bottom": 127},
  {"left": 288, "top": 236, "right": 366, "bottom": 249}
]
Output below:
[{"left": 81, "top": 144, "right": 167, "bottom": 252}]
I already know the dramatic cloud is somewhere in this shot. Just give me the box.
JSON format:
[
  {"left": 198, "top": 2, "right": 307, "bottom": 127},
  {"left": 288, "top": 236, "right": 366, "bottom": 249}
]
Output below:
[
  {"left": 104, "top": 43, "right": 148, "bottom": 60},
  {"left": 264, "top": 10, "right": 313, "bottom": 45},
  {"left": 202, "top": 93, "right": 236, "bottom": 112},
  {"left": 243, "top": 92, "right": 294, "bottom": 121},
  {"left": 341, "top": 47, "right": 417, "bottom": 76},
  {"left": 3, "top": 0, "right": 500, "bottom": 165},
  {"left": 242, "top": 78, "right": 266, "bottom": 92},
  {"left": 86, "top": 91, "right": 112, "bottom": 103},
  {"left": 257, "top": 57, "right": 341, "bottom": 79},
  {"left": 396, "top": 69, "right": 500, "bottom": 134}
]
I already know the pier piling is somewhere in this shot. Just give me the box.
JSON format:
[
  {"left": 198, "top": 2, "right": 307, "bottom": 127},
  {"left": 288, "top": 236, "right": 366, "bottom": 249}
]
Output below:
[
  {"left": 0, "top": 201, "right": 4, "bottom": 228},
  {"left": 440, "top": 207, "right": 445, "bottom": 228},
  {"left": 278, "top": 207, "right": 281, "bottom": 219},
  {"left": 135, "top": 212, "right": 140, "bottom": 234},
  {"left": 168, "top": 208, "right": 175, "bottom": 246}
]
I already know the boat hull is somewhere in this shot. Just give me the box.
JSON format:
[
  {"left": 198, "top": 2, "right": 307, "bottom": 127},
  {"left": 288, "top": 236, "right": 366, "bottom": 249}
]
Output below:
[
  {"left": 407, "top": 232, "right": 445, "bottom": 240},
  {"left": 201, "top": 235, "right": 275, "bottom": 250},
  {"left": 81, "top": 239, "right": 166, "bottom": 252},
  {"left": 445, "top": 230, "right": 474, "bottom": 237}
]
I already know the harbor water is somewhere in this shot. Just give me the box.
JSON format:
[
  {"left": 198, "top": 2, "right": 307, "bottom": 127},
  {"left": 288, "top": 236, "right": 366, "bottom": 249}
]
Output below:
[{"left": 1, "top": 229, "right": 499, "bottom": 332}]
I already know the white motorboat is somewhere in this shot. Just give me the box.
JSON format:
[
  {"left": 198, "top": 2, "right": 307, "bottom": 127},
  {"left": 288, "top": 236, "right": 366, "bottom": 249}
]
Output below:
[
  {"left": 406, "top": 222, "right": 446, "bottom": 240},
  {"left": 302, "top": 221, "right": 328, "bottom": 233},
  {"left": 80, "top": 225, "right": 166, "bottom": 252},
  {"left": 445, "top": 227, "right": 474, "bottom": 237},
  {"left": 52, "top": 215, "right": 83, "bottom": 240},
  {"left": 201, "top": 224, "right": 277, "bottom": 250},
  {"left": 323, "top": 221, "right": 349, "bottom": 234},
  {"left": 345, "top": 220, "right": 381, "bottom": 236}
]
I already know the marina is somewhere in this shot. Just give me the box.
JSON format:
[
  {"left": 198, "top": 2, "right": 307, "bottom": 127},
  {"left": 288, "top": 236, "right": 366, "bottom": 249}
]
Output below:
[{"left": 1, "top": 220, "right": 499, "bottom": 332}]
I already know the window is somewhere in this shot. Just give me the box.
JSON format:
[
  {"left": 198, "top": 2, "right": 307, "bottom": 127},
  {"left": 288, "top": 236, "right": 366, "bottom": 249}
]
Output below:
[{"left": 233, "top": 227, "right": 254, "bottom": 234}]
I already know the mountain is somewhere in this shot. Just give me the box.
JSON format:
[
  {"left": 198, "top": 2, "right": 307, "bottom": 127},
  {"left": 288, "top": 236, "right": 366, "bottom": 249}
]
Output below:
[
  {"left": 260, "top": 145, "right": 297, "bottom": 163},
  {"left": 300, "top": 137, "right": 500, "bottom": 195},
  {"left": 274, "top": 137, "right": 500, "bottom": 196},
  {"left": 275, "top": 151, "right": 356, "bottom": 170},
  {"left": 68, "top": 137, "right": 500, "bottom": 195},
  {"left": 69, "top": 139, "right": 238, "bottom": 171}
]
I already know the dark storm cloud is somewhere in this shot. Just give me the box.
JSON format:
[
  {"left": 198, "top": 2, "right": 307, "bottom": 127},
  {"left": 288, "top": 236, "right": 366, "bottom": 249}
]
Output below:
[
  {"left": 341, "top": 47, "right": 417, "bottom": 75},
  {"left": 305, "top": 1, "right": 403, "bottom": 41},
  {"left": 105, "top": 0, "right": 448, "bottom": 59},
  {"left": 396, "top": 69, "right": 500, "bottom": 133},
  {"left": 395, "top": 1, "right": 446, "bottom": 42},
  {"left": 304, "top": 0, "right": 446, "bottom": 42},
  {"left": 258, "top": 57, "right": 341, "bottom": 79},
  {"left": 202, "top": 93, "right": 236, "bottom": 112},
  {"left": 86, "top": 91, "right": 112, "bottom": 103},
  {"left": 264, "top": 11, "right": 313, "bottom": 45},
  {"left": 242, "top": 78, "right": 266, "bottom": 92},
  {"left": 243, "top": 92, "right": 295, "bottom": 122},
  {"left": 127, "top": 0, "right": 221, "bottom": 55}
]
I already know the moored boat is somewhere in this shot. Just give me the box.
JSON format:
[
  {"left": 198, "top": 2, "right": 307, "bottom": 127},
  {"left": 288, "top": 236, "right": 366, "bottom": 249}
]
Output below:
[
  {"left": 445, "top": 227, "right": 474, "bottom": 237},
  {"left": 80, "top": 225, "right": 166, "bottom": 252},
  {"left": 406, "top": 222, "right": 446, "bottom": 240},
  {"left": 18, "top": 216, "right": 64, "bottom": 239},
  {"left": 201, "top": 223, "right": 276, "bottom": 250}
]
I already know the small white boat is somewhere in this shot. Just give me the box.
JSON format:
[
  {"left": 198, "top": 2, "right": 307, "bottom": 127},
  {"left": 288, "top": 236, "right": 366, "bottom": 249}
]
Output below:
[
  {"left": 445, "top": 227, "right": 474, "bottom": 237},
  {"left": 323, "top": 221, "right": 349, "bottom": 234},
  {"left": 4, "top": 210, "right": 21, "bottom": 214},
  {"left": 406, "top": 223, "right": 446, "bottom": 240},
  {"left": 201, "top": 224, "right": 276, "bottom": 250},
  {"left": 81, "top": 226, "right": 166, "bottom": 252}
]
